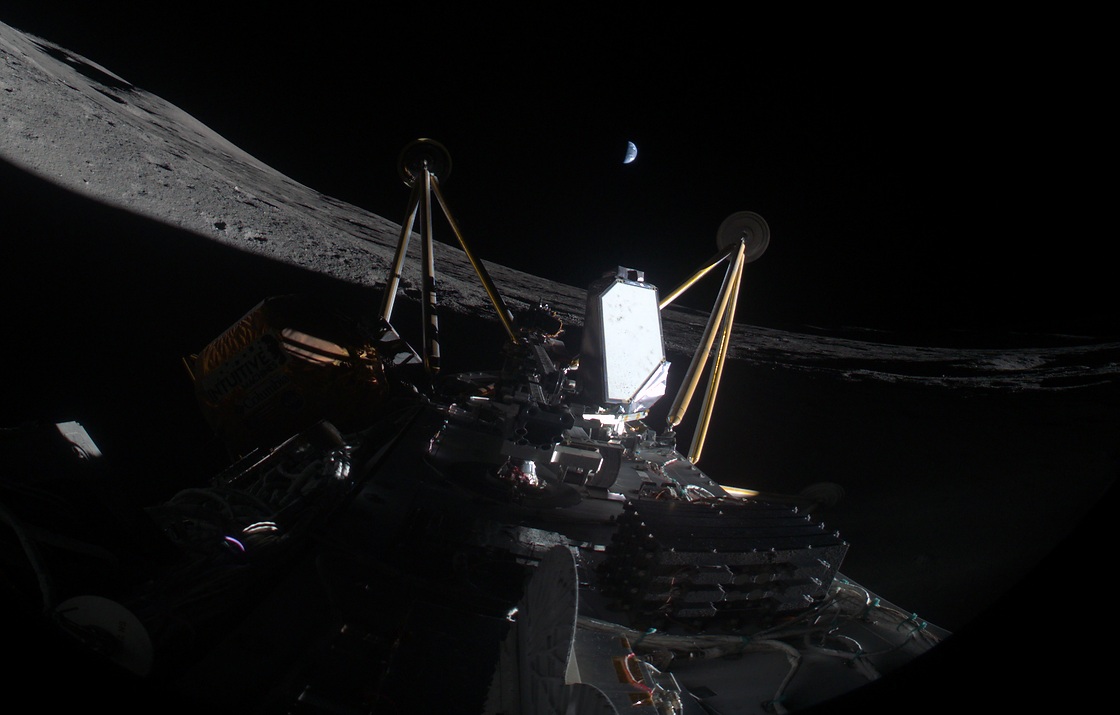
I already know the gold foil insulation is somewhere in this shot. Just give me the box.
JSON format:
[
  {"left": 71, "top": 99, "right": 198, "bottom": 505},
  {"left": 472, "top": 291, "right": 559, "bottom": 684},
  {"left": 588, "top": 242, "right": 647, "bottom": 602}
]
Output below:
[{"left": 189, "top": 295, "right": 390, "bottom": 455}]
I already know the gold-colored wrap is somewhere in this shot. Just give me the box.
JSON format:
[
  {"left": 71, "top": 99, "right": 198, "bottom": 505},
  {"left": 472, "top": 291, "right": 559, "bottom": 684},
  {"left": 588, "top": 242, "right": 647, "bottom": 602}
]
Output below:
[{"left": 188, "top": 294, "right": 390, "bottom": 455}]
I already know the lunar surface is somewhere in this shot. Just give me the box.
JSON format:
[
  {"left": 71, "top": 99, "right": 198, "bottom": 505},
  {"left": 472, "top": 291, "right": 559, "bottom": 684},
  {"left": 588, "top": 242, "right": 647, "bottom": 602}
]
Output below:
[
  {"left": 4, "top": 25, "right": 1115, "bottom": 393},
  {"left": 2, "top": 20, "right": 1118, "bottom": 713}
]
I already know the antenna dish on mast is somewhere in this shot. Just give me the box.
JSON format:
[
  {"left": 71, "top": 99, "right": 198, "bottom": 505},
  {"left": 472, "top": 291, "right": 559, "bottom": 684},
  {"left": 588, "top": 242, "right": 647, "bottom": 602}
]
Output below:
[
  {"left": 398, "top": 138, "right": 452, "bottom": 186},
  {"left": 717, "top": 210, "right": 770, "bottom": 262}
]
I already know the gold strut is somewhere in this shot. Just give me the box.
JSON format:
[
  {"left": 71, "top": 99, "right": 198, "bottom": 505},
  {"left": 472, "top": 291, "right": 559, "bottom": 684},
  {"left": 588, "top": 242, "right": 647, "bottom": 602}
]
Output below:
[
  {"left": 419, "top": 168, "right": 440, "bottom": 374},
  {"left": 658, "top": 242, "right": 738, "bottom": 310},
  {"left": 378, "top": 180, "right": 421, "bottom": 323},
  {"left": 688, "top": 245, "right": 744, "bottom": 463},
  {"left": 430, "top": 179, "right": 517, "bottom": 343},
  {"left": 664, "top": 239, "right": 747, "bottom": 463},
  {"left": 379, "top": 159, "right": 519, "bottom": 375}
]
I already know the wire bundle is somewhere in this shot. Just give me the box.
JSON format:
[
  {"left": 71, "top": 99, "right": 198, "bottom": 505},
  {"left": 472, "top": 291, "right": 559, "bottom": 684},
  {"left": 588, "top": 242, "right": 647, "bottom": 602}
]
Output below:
[{"left": 578, "top": 578, "right": 941, "bottom": 714}]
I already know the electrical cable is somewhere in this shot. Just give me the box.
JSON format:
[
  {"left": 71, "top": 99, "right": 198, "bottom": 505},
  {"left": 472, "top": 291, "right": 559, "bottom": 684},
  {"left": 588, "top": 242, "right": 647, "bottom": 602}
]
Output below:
[{"left": 577, "top": 575, "right": 942, "bottom": 713}]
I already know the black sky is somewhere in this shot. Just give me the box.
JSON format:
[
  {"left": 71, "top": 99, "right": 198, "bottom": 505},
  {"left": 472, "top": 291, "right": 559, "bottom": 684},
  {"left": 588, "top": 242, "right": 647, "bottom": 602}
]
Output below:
[{"left": 3, "top": 7, "right": 1113, "bottom": 338}]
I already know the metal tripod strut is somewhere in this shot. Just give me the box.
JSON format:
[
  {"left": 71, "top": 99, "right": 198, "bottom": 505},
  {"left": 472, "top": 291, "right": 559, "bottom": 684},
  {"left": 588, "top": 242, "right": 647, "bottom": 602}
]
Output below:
[
  {"left": 662, "top": 210, "right": 770, "bottom": 464},
  {"left": 378, "top": 180, "right": 420, "bottom": 324},
  {"left": 658, "top": 240, "right": 739, "bottom": 311},
  {"left": 430, "top": 179, "right": 518, "bottom": 343},
  {"left": 688, "top": 243, "right": 744, "bottom": 463},
  {"left": 379, "top": 139, "right": 519, "bottom": 376},
  {"left": 665, "top": 239, "right": 746, "bottom": 458},
  {"left": 419, "top": 168, "right": 440, "bottom": 374}
]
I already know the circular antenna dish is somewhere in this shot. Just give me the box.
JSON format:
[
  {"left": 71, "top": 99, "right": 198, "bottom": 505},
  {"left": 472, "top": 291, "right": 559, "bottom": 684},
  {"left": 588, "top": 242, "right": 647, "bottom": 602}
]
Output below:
[
  {"left": 398, "top": 138, "right": 452, "bottom": 186},
  {"left": 717, "top": 211, "right": 770, "bottom": 263}
]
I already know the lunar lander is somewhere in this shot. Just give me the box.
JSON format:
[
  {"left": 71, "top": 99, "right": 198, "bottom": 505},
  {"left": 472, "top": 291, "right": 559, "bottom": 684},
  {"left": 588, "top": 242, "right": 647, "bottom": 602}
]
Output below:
[{"left": 1, "top": 140, "right": 944, "bottom": 714}]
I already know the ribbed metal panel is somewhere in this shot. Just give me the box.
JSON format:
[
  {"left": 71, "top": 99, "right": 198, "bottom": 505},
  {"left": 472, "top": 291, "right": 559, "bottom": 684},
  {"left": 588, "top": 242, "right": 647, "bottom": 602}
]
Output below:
[{"left": 599, "top": 497, "right": 848, "bottom": 629}]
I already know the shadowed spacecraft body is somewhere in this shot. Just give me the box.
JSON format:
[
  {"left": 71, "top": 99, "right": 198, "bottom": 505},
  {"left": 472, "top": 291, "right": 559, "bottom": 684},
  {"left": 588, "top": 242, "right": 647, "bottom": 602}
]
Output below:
[{"left": 1, "top": 140, "right": 944, "bottom": 715}]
